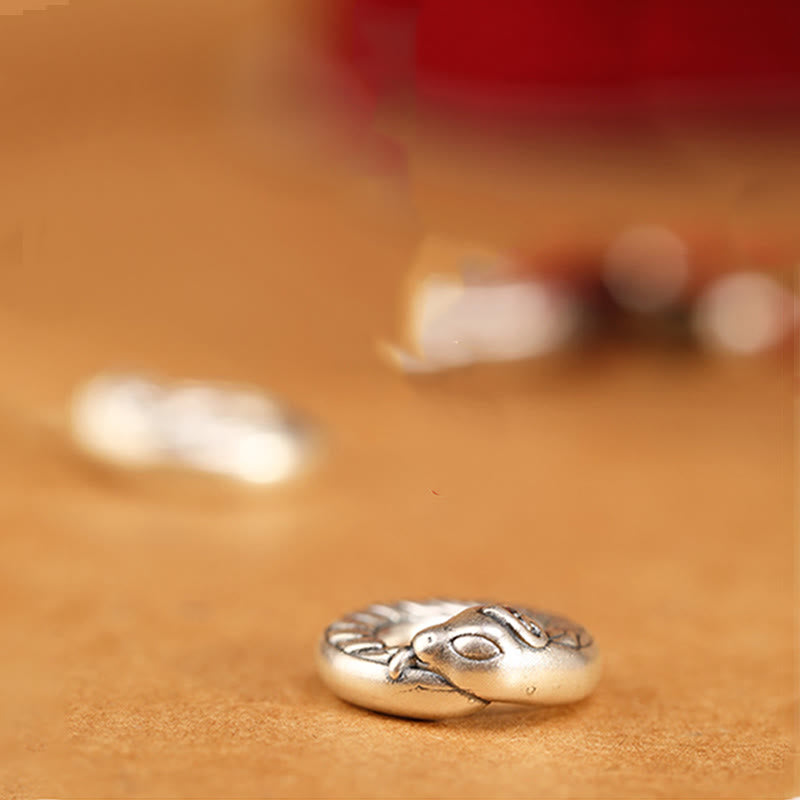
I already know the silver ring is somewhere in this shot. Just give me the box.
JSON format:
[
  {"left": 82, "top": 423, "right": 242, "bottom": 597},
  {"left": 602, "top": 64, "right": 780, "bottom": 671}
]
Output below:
[{"left": 317, "top": 599, "right": 601, "bottom": 719}]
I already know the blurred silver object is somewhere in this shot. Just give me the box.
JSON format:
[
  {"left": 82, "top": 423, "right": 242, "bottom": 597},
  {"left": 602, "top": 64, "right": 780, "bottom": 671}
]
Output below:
[
  {"left": 317, "top": 599, "right": 601, "bottom": 720},
  {"left": 692, "top": 271, "right": 798, "bottom": 355},
  {"left": 382, "top": 270, "right": 581, "bottom": 373},
  {"left": 381, "top": 235, "right": 581, "bottom": 374},
  {"left": 70, "top": 373, "right": 316, "bottom": 485}
]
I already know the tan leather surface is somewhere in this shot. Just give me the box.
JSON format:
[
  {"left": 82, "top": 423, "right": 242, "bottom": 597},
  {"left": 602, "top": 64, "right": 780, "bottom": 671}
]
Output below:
[{"left": 0, "top": 3, "right": 796, "bottom": 798}]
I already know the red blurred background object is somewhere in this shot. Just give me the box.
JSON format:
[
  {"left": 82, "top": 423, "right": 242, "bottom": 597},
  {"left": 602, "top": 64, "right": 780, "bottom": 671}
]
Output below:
[{"left": 327, "top": 0, "right": 800, "bottom": 115}]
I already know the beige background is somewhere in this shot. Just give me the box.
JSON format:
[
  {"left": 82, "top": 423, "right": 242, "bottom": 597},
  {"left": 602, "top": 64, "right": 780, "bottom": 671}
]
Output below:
[{"left": 0, "top": 2, "right": 796, "bottom": 797}]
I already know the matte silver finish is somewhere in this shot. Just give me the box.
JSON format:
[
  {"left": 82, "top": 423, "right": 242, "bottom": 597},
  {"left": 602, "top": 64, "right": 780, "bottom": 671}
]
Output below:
[{"left": 317, "top": 599, "right": 601, "bottom": 720}]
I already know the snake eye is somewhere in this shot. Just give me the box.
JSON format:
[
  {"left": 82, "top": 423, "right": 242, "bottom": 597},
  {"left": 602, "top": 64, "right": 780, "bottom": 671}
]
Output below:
[{"left": 451, "top": 634, "right": 502, "bottom": 660}]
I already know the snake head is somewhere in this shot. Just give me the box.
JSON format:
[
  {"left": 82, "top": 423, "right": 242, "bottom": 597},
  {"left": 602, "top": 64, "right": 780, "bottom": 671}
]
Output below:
[{"left": 411, "top": 605, "right": 550, "bottom": 701}]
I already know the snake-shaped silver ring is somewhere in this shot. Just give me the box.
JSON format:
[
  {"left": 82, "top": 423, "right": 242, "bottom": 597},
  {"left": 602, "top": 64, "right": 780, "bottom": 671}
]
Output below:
[{"left": 317, "top": 599, "right": 601, "bottom": 719}]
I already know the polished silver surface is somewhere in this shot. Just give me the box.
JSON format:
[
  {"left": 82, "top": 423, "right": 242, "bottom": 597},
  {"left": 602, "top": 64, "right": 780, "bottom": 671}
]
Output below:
[{"left": 317, "top": 599, "right": 601, "bottom": 720}]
